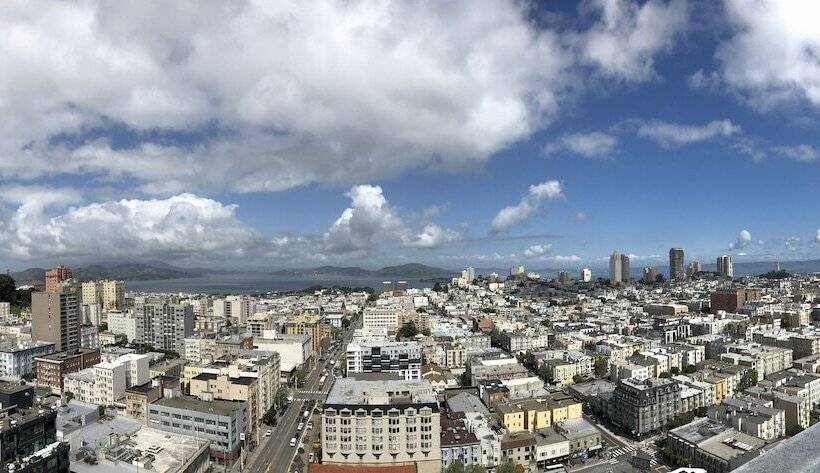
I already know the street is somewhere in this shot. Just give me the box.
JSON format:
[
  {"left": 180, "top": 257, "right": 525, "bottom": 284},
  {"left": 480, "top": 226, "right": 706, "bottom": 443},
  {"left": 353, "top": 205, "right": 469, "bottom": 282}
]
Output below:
[{"left": 244, "top": 315, "right": 358, "bottom": 473}]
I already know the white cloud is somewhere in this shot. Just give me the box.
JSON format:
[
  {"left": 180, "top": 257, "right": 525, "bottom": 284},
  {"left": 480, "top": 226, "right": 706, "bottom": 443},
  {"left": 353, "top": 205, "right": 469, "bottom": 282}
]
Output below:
[
  {"left": 575, "top": 211, "right": 588, "bottom": 222},
  {"left": 717, "top": 1, "right": 820, "bottom": 110},
  {"left": 816, "top": 229, "right": 820, "bottom": 243},
  {"left": 544, "top": 132, "right": 617, "bottom": 158},
  {"left": 637, "top": 119, "right": 740, "bottom": 146},
  {"left": 404, "top": 224, "right": 460, "bottom": 249},
  {"left": 551, "top": 255, "right": 582, "bottom": 262},
  {"left": 728, "top": 229, "right": 753, "bottom": 251},
  {"left": 0, "top": 193, "right": 262, "bottom": 260},
  {"left": 772, "top": 145, "right": 819, "bottom": 163},
  {"left": 0, "top": 1, "right": 579, "bottom": 194},
  {"left": 491, "top": 180, "right": 563, "bottom": 233},
  {"left": 524, "top": 244, "right": 553, "bottom": 258},
  {"left": 578, "top": 0, "right": 689, "bottom": 81}
]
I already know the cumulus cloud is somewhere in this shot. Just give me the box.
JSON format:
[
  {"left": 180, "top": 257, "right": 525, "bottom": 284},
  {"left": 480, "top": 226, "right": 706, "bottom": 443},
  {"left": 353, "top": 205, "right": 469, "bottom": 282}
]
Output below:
[
  {"left": 772, "top": 145, "right": 819, "bottom": 163},
  {"left": 490, "top": 180, "right": 563, "bottom": 233},
  {"left": 0, "top": 193, "right": 262, "bottom": 260},
  {"left": 0, "top": 1, "right": 581, "bottom": 194},
  {"left": 552, "top": 255, "right": 582, "bottom": 262},
  {"left": 728, "top": 229, "right": 753, "bottom": 251},
  {"left": 717, "top": 1, "right": 820, "bottom": 110},
  {"left": 544, "top": 132, "right": 617, "bottom": 158},
  {"left": 637, "top": 119, "right": 740, "bottom": 146},
  {"left": 404, "top": 224, "right": 460, "bottom": 249},
  {"left": 578, "top": 0, "right": 689, "bottom": 81},
  {"left": 524, "top": 244, "right": 553, "bottom": 258},
  {"left": 575, "top": 212, "right": 588, "bottom": 222}
]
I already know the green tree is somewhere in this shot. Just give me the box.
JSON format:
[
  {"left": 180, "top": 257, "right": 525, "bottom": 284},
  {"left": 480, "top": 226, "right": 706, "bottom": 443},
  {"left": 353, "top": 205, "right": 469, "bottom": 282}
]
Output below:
[
  {"left": 275, "top": 386, "right": 290, "bottom": 407},
  {"left": 341, "top": 318, "right": 351, "bottom": 329},
  {"left": 445, "top": 460, "right": 466, "bottom": 473},
  {"left": 97, "top": 405, "right": 106, "bottom": 417},
  {"left": 659, "top": 372, "right": 671, "bottom": 378},
  {"left": 594, "top": 358, "right": 609, "bottom": 378},
  {"left": 0, "top": 275, "right": 16, "bottom": 306},
  {"left": 683, "top": 365, "right": 698, "bottom": 374},
  {"left": 738, "top": 369, "right": 759, "bottom": 391},
  {"left": 494, "top": 461, "right": 518, "bottom": 473},
  {"left": 396, "top": 321, "right": 419, "bottom": 339},
  {"left": 465, "top": 465, "right": 487, "bottom": 473},
  {"left": 572, "top": 374, "right": 585, "bottom": 384},
  {"left": 295, "top": 366, "right": 308, "bottom": 387},
  {"left": 670, "top": 366, "right": 680, "bottom": 376}
]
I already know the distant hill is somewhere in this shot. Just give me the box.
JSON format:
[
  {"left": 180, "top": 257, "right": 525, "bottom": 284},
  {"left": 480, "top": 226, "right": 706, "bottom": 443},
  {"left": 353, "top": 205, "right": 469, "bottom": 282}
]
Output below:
[
  {"left": 272, "top": 263, "right": 455, "bottom": 278},
  {"left": 10, "top": 262, "right": 202, "bottom": 283}
]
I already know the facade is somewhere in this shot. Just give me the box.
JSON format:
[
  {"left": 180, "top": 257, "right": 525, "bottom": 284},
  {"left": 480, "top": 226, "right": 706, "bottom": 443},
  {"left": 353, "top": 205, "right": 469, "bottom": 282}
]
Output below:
[
  {"left": 108, "top": 310, "right": 143, "bottom": 343},
  {"left": 134, "top": 300, "right": 195, "bottom": 352},
  {"left": 0, "top": 407, "right": 61, "bottom": 465},
  {"left": 64, "top": 360, "right": 127, "bottom": 405},
  {"left": 322, "top": 378, "right": 442, "bottom": 473},
  {"left": 189, "top": 373, "right": 259, "bottom": 440},
  {"left": 285, "top": 314, "right": 331, "bottom": 354},
  {"left": 669, "top": 248, "right": 685, "bottom": 281},
  {"left": 497, "top": 395, "right": 583, "bottom": 433},
  {"left": 149, "top": 395, "right": 247, "bottom": 460},
  {"left": 609, "top": 251, "right": 622, "bottom": 285},
  {"left": 711, "top": 288, "right": 761, "bottom": 313},
  {"left": 717, "top": 255, "right": 734, "bottom": 279},
  {"left": 0, "top": 341, "right": 55, "bottom": 379},
  {"left": 185, "top": 336, "right": 217, "bottom": 364},
  {"left": 125, "top": 379, "right": 164, "bottom": 423},
  {"left": 580, "top": 268, "right": 592, "bottom": 282},
  {"left": 363, "top": 306, "right": 401, "bottom": 331},
  {"left": 609, "top": 378, "right": 681, "bottom": 437},
  {"left": 346, "top": 340, "right": 422, "bottom": 380},
  {"left": 34, "top": 348, "right": 101, "bottom": 391},
  {"left": 32, "top": 282, "right": 81, "bottom": 352},
  {"left": 44, "top": 266, "right": 72, "bottom": 292}
]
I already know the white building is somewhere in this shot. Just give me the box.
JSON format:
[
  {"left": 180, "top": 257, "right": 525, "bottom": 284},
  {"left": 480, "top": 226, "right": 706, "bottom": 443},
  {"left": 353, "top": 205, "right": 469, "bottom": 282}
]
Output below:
[
  {"left": 117, "top": 353, "right": 151, "bottom": 387},
  {"left": 363, "top": 306, "right": 401, "bottom": 331},
  {"left": 108, "top": 310, "right": 143, "bottom": 343},
  {"left": 0, "top": 302, "right": 10, "bottom": 319},
  {"left": 580, "top": 268, "right": 592, "bottom": 282},
  {"left": 346, "top": 339, "right": 422, "bottom": 380},
  {"left": 0, "top": 341, "right": 55, "bottom": 378}
]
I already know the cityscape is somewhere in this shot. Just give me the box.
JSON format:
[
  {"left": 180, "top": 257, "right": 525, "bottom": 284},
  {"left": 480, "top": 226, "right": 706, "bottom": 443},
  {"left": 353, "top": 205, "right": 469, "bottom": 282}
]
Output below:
[{"left": 1, "top": 2, "right": 820, "bottom": 473}]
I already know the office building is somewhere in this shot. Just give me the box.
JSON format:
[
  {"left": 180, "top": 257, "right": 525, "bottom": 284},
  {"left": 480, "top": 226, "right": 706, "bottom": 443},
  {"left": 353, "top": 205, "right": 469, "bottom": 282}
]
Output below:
[
  {"left": 44, "top": 266, "right": 72, "bottom": 292},
  {"left": 32, "top": 282, "right": 81, "bottom": 352},
  {"left": 642, "top": 266, "right": 657, "bottom": 284},
  {"left": 322, "top": 378, "right": 441, "bottom": 473},
  {"left": 669, "top": 248, "right": 685, "bottom": 281},
  {"left": 609, "top": 251, "right": 622, "bottom": 285},
  {"left": 346, "top": 339, "right": 422, "bottom": 380},
  {"left": 717, "top": 255, "right": 734, "bottom": 279},
  {"left": 580, "top": 268, "right": 592, "bottom": 282},
  {"left": 710, "top": 288, "right": 761, "bottom": 313},
  {"left": 149, "top": 395, "right": 247, "bottom": 460},
  {"left": 620, "top": 253, "right": 630, "bottom": 282}
]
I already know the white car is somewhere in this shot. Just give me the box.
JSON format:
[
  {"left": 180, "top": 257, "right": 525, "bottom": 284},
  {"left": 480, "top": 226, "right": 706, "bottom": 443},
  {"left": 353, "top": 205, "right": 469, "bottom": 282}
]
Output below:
[
  {"left": 297, "top": 422, "right": 304, "bottom": 431},
  {"left": 306, "top": 422, "right": 313, "bottom": 430},
  {"left": 290, "top": 437, "right": 297, "bottom": 447},
  {"left": 265, "top": 430, "right": 272, "bottom": 437}
]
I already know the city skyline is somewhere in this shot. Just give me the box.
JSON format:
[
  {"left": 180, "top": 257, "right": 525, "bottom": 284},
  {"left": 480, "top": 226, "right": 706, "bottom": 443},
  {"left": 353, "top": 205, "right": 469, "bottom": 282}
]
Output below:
[{"left": 1, "top": 1, "right": 820, "bottom": 270}]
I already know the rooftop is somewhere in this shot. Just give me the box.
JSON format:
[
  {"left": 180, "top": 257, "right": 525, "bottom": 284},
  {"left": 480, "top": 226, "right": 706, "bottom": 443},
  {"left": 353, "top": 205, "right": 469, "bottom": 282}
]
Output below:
[
  {"left": 326, "top": 377, "right": 437, "bottom": 405},
  {"left": 154, "top": 395, "right": 246, "bottom": 417}
]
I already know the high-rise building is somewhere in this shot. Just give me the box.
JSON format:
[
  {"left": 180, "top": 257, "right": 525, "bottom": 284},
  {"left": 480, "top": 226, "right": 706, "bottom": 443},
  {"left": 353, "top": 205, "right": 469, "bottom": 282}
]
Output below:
[
  {"left": 133, "top": 300, "right": 194, "bottom": 353},
  {"left": 101, "top": 280, "right": 125, "bottom": 310},
  {"left": 580, "top": 268, "right": 592, "bottom": 282},
  {"left": 462, "top": 266, "right": 476, "bottom": 282},
  {"left": 642, "top": 266, "right": 657, "bottom": 284},
  {"left": 609, "top": 251, "right": 623, "bottom": 284},
  {"left": 32, "top": 282, "right": 81, "bottom": 352},
  {"left": 717, "top": 255, "right": 734, "bottom": 279},
  {"left": 620, "top": 253, "right": 631, "bottom": 282},
  {"left": 81, "top": 281, "right": 102, "bottom": 306},
  {"left": 686, "top": 260, "right": 701, "bottom": 278},
  {"left": 44, "top": 266, "right": 72, "bottom": 292},
  {"left": 669, "top": 248, "right": 685, "bottom": 281},
  {"left": 510, "top": 265, "right": 525, "bottom": 278}
]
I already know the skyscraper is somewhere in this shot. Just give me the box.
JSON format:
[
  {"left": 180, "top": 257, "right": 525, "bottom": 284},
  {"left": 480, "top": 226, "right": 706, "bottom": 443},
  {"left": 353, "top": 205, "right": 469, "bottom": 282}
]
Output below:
[
  {"left": 686, "top": 260, "right": 701, "bottom": 278},
  {"left": 580, "top": 267, "right": 592, "bottom": 282},
  {"left": 620, "top": 253, "right": 630, "bottom": 282},
  {"left": 669, "top": 248, "right": 685, "bottom": 281},
  {"left": 45, "top": 265, "right": 72, "bottom": 292},
  {"left": 642, "top": 266, "right": 657, "bottom": 284},
  {"left": 32, "top": 281, "right": 81, "bottom": 351},
  {"left": 717, "top": 255, "right": 733, "bottom": 279},
  {"left": 609, "top": 251, "right": 622, "bottom": 284}
]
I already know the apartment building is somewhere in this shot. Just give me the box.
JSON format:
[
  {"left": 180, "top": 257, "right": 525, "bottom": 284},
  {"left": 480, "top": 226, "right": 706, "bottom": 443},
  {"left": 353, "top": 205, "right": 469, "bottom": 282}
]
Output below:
[
  {"left": 184, "top": 336, "right": 217, "bottom": 364},
  {"left": 0, "top": 341, "right": 55, "bottom": 379},
  {"left": 34, "top": 348, "right": 101, "bottom": 391},
  {"left": 285, "top": 314, "right": 331, "bottom": 354},
  {"left": 133, "top": 300, "right": 194, "bottom": 353},
  {"left": 608, "top": 378, "right": 681, "bottom": 437},
  {"left": 322, "top": 377, "right": 442, "bottom": 473},
  {"left": 496, "top": 394, "right": 583, "bottom": 432},
  {"left": 189, "top": 373, "right": 259, "bottom": 440},
  {"left": 346, "top": 339, "right": 422, "bottom": 380},
  {"left": 32, "top": 282, "right": 81, "bottom": 352}
]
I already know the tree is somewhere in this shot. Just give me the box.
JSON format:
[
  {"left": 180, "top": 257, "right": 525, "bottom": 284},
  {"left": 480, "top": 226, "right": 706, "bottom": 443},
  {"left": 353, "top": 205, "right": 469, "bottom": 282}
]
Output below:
[
  {"left": 262, "top": 405, "right": 277, "bottom": 426},
  {"left": 594, "top": 358, "right": 609, "bottom": 378},
  {"left": 683, "top": 365, "right": 698, "bottom": 374},
  {"left": 275, "top": 386, "right": 290, "bottom": 408},
  {"left": 465, "top": 465, "right": 487, "bottom": 473},
  {"left": 445, "top": 460, "right": 466, "bottom": 473},
  {"left": 494, "top": 461, "right": 518, "bottom": 473},
  {"left": 396, "top": 321, "right": 419, "bottom": 339},
  {"left": 659, "top": 371, "right": 671, "bottom": 378},
  {"left": 0, "top": 275, "right": 16, "bottom": 306},
  {"left": 295, "top": 366, "right": 308, "bottom": 387},
  {"left": 572, "top": 374, "right": 585, "bottom": 384},
  {"left": 341, "top": 318, "right": 351, "bottom": 329},
  {"left": 670, "top": 366, "right": 680, "bottom": 376},
  {"left": 64, "top": 391, "right": 75, "bottom": 402},
  {"left": 97, "top": 405, "right": 106, "bottom": 417},
  {"left": 655, "top": 273, "right": 666, "bottom": 284},
  {"left": 738, "top": 369, "right": 759, "bottom": 391}
]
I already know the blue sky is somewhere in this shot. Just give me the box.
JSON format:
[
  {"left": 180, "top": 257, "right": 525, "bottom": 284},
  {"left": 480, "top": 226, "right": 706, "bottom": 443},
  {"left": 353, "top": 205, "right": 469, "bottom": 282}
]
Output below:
[{"left": 0, "top": 0, "right": 819, "bottom": 271}]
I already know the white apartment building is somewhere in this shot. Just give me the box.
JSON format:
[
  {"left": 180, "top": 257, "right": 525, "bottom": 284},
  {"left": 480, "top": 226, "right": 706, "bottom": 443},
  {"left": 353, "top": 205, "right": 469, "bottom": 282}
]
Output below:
[
  {"left": 0, "top": 341, "right": 55, "bottom": 378},
  {"left": 0, "top": 302, "right": 10, "bottom": 319},
  {"left": 346, "top": 340, "right": 422, "bottom": 380},
  {"left": 94, "top": 361, "right": 127, "bottom": 404},
  {"left": 107, "top": 310, "right": 143, "bottom": 343},
  {"left": 117, "top": 353, "right": 150, "bottom": 387},
  {"left": 362, "top": 306, "right": 401, "bottom": 331},
  {"left": 212, "top": 296, "right": 253, "bottom": 325},
  {"left": 184, "top": 336, "right": 217, "bottom": 364},
  {"left": 323, "top": 378, "right": 442, "bottom": 473},
  {"left": 81, "top": 280, "right": 125, "bottom": 311}
]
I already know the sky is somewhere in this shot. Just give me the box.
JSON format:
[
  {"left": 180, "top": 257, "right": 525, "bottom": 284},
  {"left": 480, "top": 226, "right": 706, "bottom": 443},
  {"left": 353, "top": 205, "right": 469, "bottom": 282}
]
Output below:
[{"left": 1, "top": 0, "right": 820, "bottom": 271}]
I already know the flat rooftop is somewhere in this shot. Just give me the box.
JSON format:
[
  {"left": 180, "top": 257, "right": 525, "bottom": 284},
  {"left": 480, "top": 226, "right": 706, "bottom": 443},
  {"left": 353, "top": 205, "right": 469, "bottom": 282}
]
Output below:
[
  {"left": 326, "top": 377, "right": 437, "bottom": 405},
  {"left": 154, "top": 395, "right": 245, "bottom": 417}
]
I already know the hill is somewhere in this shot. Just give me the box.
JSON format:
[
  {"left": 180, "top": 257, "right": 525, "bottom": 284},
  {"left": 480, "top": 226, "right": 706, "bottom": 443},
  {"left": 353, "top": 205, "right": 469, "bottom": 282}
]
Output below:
[
  {"left": 11, "top": 262, "right": 202, "bottom": 283},
  {"left": 272, "top": 263, "right": 455, "bottom": 278}
]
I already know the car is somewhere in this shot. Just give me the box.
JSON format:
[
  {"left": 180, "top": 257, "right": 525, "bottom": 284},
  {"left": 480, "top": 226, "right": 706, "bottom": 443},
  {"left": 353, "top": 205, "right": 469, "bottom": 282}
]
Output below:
[
  {"left": 297, "top": 422, "right": 304, "bottom": 431},
  {"left": 265, "top": 429, "right": 272, "bottom": 437},
  {"left": 306, "top": 422, "right": 313, "bottom": 430},
  {"left": 290, "top": 437, "right": 297, "bottom": 447},
  {"left": 309, "top": 453, "right": 315, "bottom": 463}
]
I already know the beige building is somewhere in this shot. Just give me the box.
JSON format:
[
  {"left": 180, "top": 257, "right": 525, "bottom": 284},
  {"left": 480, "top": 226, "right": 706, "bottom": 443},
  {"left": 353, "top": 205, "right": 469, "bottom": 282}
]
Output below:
[
  {"left": 32, "top": 282, "right": 82, "bottom": 352},
  {"left": 189, "top": 372, "right": 259, "bottom": 440},
  {"left": 285, "top": 314, "right": 331, "bottom": 354},
  {"left": 322, "top": 378, "right": 441, "bottom": 473}
]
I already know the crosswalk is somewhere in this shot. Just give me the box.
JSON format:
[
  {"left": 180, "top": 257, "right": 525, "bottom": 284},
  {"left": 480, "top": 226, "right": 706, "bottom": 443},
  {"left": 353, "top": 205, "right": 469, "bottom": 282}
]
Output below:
[
  {"left": 295, "top": 390, "right": 326, "bottom": 396},
  {"left": 608, "top": 444, "right": 660, "bottom": 467}
]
